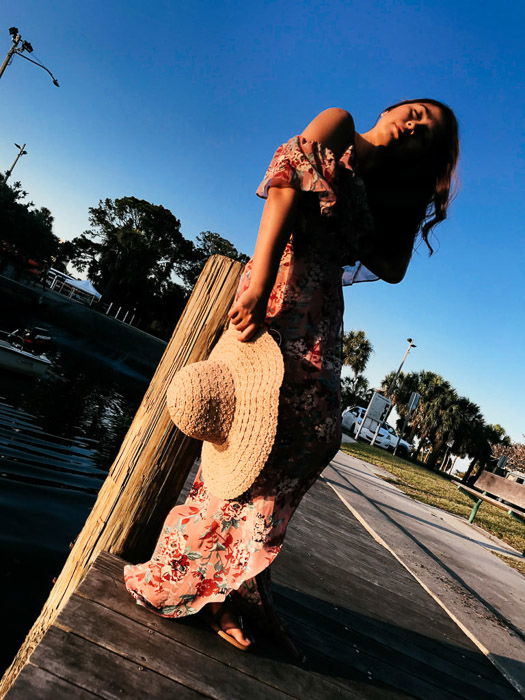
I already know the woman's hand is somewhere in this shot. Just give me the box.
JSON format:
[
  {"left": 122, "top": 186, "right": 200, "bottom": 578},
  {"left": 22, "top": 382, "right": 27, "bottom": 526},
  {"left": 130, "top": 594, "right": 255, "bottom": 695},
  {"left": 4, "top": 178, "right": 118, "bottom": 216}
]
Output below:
[{"left": 228, "top": 287, "right": 268, "bottom": 342}]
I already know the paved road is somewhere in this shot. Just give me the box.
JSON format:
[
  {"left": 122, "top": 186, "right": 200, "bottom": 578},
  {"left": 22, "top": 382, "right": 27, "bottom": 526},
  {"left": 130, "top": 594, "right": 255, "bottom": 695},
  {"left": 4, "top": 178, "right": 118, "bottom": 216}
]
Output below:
[{"left": 323, "top": 449, "right": 525, "bottom": 696}]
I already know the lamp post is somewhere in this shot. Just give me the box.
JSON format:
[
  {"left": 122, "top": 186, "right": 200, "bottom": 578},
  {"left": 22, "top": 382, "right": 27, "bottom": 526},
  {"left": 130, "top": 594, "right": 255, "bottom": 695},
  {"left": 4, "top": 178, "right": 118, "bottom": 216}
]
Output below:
[
  {"left": 387, "top": 337, "right": 417, "bottom": 397},
  {"left": 387, "top": 338, "right": 417, "bottom": 456},
  {"left": 5, "top": 143, "right": 27, "bottom": 181},
  {"left": 369, "top": 338, "right": 417, "bottom": 447},
  {"left": 0, "top": 27, "right": 59, "bottom": 86}
]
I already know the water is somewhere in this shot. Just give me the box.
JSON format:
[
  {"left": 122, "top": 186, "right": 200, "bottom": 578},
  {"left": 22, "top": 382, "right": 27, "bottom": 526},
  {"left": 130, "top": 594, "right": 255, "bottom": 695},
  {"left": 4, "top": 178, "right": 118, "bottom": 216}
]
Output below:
[{"left": 0, "top": 315, "right": 149, "bottom": 673}]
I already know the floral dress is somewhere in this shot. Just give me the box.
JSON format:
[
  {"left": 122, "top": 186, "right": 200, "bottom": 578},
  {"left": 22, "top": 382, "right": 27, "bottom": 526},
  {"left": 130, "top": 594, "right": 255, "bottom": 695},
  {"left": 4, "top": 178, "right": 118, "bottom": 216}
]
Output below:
[{"left": 124, "top": 136, "right": 377, "bottom": 619}]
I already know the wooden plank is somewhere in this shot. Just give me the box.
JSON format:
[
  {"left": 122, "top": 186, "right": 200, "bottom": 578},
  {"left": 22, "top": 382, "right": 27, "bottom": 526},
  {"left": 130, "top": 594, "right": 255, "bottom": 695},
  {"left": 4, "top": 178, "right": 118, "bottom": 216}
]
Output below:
[
  {"left": 279, "top": 608, "right": 460, "bottom": 700},
  {"left": 55, "top": 594, "right": 293, "bottom": 700},
  {"left": 273, "top": 584, "right": 504, "bottom": 684},
  {"left": 78, "top": 553, "right": 368, "bottom": 699},
  {"left": 277, "top": 521, "right": 471, "bottom": 643},
  {"left": 275, "top": 588, "right": 516, "bottom": 700},
  {"left": 6, "top": 662, "right": 100, "bottom": 699},
  {"left": 274, "top": 545, "right": 463, "bottom": 642},
  {"left": 458, "top": 485, "right": 525, "bottom": 518},
  {"left": 30, "top": 626, "right": 207, "bottom": 699}
]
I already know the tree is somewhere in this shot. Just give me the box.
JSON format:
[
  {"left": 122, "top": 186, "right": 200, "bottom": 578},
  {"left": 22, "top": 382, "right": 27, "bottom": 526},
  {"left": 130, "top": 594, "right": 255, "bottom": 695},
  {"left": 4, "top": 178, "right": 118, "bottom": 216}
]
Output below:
[
  {"left": 0, "top": 174, "right": 60, "bottom": 266},
  {"left": 65, "top": 197, "right": 198, "bottom": 335},
  {"left": 461, "top": 424, "right": 511, "bottom": 483},
  {"left": 69, "top": 196, "right": 196, "bottom": 300},
  {"left": 341, "top": 330, "right": 373, "bottom": 410},
  {"left": 342, "top": 330, "right": 373, "bottom": 377},
  {"left": 64, "top": 200, "right": 250, "bottom": 338},
  {"left": 380, "top": 369, "right": 451, "bottom": 459},
  {"left": 425, "top": 394, "right": 482, "bottom": 471},
  {"left": 179, "top": 231, "right": 249, "bottom": 288},
  {"left": 341, "top": 374, "right": 372, "bottom": 409},
  {"left": 379, "top": 367, "right": 511, "bottom": 473},
  {"left": 491, "top": 441, "right": 525, "bottom": 474}
]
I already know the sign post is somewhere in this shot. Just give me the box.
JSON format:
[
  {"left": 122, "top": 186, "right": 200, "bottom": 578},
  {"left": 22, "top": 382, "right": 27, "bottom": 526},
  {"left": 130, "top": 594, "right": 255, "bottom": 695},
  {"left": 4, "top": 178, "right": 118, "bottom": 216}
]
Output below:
[{"left": 355, "top": 391, "right": 392, "bottom": 444}]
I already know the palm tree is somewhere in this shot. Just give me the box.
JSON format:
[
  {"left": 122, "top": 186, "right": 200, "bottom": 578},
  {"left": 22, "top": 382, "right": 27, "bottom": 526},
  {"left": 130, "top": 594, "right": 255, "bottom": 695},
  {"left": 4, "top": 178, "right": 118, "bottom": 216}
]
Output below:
[
  {"left": 341, "top": 374, "right": 372, "bottom": 409},
  {"left": 341, "top": 330, "right": 373, "bottom": 411},
  {"left": 342, "top": 330, "right": 373, "bottom": 377},
  {"left": 401, "top": 372, "right": 453, "bottom": 462},
  {"left": 426, "top": 394, "right": 480, "bottom": 470},
  {"left": 461, "top": 423, "right": 511, "bottom": 483}
]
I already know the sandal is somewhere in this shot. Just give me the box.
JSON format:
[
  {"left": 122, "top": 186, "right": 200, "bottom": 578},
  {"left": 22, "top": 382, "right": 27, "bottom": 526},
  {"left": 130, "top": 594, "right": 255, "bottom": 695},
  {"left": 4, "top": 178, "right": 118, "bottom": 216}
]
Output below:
[{"left": 204, "top": 596, "right": 254, "bottom": 652}]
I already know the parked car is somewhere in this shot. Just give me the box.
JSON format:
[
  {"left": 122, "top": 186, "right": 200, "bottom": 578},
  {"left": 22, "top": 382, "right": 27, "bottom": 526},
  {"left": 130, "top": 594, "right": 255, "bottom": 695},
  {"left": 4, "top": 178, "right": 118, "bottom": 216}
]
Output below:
[
  {"left": 341, "top": 406, "right": 365, "bottom": 434},
  {"left": 341, "top": 406, "right": 413, "bottom": 457},
  {"left": 341, "top": 406, "right": 391, "bottom": 450},
  {"left": 382, "top": 423, "right": 413, "bottom": 458}
]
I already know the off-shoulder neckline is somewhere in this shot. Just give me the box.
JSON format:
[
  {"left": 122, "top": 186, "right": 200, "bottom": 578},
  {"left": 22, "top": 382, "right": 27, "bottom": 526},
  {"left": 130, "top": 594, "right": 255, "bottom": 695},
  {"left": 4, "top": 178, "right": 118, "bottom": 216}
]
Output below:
[{"left": 297, "top": 135, "right": 355, "bottom": 171}]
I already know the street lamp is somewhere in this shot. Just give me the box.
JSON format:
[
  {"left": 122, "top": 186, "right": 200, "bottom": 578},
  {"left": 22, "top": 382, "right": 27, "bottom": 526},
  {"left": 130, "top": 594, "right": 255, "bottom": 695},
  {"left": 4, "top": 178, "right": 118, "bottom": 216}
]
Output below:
[
  {"left": 5, "top": 143, "right": 28, "bottom": 181},
  {"left": 387, "top": 338, "right": 417, "bottom": 396},
  {"left": 0, "top": 27, "right": 59, "bottom": 86},
  {"left": 369, "top": 338, "right": 417, "bottom": 448}
]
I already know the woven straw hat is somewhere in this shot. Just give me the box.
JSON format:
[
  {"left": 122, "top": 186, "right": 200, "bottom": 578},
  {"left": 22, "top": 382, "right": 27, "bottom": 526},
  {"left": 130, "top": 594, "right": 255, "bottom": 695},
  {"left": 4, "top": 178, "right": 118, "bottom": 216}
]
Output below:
[{"left": 166, "top": 327, "right": 284, "bottom": 499}]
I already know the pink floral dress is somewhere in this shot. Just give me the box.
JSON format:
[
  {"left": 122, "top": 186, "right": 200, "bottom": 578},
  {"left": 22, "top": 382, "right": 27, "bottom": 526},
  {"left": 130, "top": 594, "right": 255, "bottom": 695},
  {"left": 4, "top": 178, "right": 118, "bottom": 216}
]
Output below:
[{"left": 124, "top": 136, "right": 376, "bottom": 619}]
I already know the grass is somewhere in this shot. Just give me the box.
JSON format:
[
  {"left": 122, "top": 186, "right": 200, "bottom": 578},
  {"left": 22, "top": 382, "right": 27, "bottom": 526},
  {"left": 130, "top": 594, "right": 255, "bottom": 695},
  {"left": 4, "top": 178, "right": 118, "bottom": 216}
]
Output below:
[{"left": 340, "top": 441, "right": 525, "bottom": 575}]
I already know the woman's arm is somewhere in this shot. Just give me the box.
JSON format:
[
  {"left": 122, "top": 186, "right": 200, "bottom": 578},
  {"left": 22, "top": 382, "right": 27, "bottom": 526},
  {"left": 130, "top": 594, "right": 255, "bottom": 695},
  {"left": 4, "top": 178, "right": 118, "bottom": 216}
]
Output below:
[
  {"left": 359, "top": 228, "right": 414, "bottom": 284},
  {"left": 228, "top": 186, "right": 298, "bottom": 341},
  {"left": 302, "top": 108, "right": 355, "bottom": 159},
  {"left": 229, "top": 109, "right": 361, "bottom": 342}
]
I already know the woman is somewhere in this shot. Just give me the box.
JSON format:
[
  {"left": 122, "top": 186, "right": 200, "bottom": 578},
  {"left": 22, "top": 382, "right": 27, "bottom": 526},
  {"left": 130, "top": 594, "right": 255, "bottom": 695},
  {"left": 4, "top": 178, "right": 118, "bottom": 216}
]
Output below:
[{"left": 124, "top": 99, "right": 459, "bottom": 650}]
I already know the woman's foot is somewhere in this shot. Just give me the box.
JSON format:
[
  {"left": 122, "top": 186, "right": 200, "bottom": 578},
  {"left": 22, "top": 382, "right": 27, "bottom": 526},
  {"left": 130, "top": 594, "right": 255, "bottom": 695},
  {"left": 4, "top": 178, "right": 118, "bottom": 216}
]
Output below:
[{"left": 207, "top": 599, "right": 253, "bottom": 650}]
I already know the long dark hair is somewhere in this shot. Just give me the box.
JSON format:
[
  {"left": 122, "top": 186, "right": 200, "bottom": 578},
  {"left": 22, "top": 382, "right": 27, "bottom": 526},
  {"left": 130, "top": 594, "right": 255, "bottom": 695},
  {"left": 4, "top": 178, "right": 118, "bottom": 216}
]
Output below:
[{"left": 368, "top": 98, "right": 459, "bottom": 254}]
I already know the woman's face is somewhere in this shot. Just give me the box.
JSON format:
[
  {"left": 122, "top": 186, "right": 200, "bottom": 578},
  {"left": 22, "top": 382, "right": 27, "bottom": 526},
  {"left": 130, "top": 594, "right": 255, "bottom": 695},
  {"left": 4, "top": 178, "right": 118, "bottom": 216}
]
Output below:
[{"left": 374, "top": 102, "right": 444, "bottom": 161}]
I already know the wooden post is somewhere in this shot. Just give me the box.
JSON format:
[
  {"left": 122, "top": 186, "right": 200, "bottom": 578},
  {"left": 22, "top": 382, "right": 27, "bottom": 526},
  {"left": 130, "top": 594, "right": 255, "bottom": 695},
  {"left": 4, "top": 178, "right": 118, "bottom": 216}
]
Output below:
[{"left": 0, "top": 255, "right": 243, "bottom": 696}]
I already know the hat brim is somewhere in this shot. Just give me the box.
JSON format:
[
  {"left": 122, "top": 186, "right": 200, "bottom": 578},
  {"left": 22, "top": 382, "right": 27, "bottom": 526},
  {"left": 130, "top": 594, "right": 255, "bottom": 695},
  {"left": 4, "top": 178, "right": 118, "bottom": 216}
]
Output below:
[{"left": 201, "top": 327, "right": 284, "bottom": 500}]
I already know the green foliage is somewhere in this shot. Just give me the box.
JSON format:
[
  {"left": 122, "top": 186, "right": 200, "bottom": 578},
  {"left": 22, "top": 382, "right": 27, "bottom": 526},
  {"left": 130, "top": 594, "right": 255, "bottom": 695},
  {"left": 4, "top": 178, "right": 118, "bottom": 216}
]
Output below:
[
  {"left": 341, "top": 330, "right": 373, "bottom": 410},
  {"left": 0, "top": 174, "right": 60, "bottom": 262},
  {"left": 379, "top": 369, "right": 511, "bottom": 470},
  {"left": 67, "top": 196, "right": 195, "bottom": 304},
  {"left": 342, "top": 330, "right": 373, "bottom": 376},
  {"left": 62, "top": 199, "right": 249, "bottom": 338},
  {"left": 62, "top": 196, "right": 199, "bottom": 338},
  {"left": 341, "top": 374, "right": 372, "bottom": 410},
  {"left": 179, "top": 230, "right": 250, "bottom": 288}
]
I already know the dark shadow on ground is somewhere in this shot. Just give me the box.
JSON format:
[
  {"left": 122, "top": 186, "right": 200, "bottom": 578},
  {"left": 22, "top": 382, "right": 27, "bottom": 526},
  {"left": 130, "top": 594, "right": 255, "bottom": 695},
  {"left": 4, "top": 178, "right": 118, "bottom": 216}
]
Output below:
[{"left": 270, "top": 583, "right": 521, "bottom": 699}]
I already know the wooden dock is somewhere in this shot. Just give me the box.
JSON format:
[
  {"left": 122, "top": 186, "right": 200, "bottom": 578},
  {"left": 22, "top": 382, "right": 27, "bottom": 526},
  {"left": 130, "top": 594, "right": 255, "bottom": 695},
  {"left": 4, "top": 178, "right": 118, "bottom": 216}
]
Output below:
[{"left": 6, "top": 475, "right": 519, "bottom": 699}]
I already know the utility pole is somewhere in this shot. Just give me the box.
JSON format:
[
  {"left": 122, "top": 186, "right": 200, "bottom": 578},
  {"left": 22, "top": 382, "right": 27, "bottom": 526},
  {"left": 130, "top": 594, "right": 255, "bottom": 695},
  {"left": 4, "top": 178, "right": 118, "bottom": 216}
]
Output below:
[
  {"left": 387, "top": 338, "right": 417, "bottom": 396},
  {"left": 0, "top": 27, "right": 21, "bottom": 79},
  {"left": 0, "top": 27, "right": 59, "bottom": 86},
  {"left": 370, "top": 338, "right": 417, "bottom": 448},
  {"left": 5, "top": 143, "right": 27, "bottom": 180}
]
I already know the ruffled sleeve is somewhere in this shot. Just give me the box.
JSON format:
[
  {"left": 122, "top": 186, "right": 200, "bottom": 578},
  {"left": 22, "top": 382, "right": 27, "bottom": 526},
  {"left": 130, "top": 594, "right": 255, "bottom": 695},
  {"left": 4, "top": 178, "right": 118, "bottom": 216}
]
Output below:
[
  {"left": 256, "top": 135, "right": 377, "bottom": 274},
  {"left": 256, "top": 135, "right": 345, "bottom": 216}
]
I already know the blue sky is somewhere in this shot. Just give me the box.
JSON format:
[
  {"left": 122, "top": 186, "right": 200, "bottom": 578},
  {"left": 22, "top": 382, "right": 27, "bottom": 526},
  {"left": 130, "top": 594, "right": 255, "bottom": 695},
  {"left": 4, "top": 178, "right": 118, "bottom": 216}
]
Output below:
[{"left": 1, "top": 1, "right": 524, "bottom": 441}]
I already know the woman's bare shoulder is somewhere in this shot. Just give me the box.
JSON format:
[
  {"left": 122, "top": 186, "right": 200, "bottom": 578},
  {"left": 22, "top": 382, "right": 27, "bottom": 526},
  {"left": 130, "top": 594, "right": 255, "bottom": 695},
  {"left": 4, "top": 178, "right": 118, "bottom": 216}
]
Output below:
[{"left": 301, "top": 108, "right": 355, "bottom": 159}]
